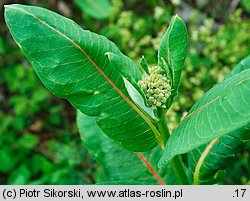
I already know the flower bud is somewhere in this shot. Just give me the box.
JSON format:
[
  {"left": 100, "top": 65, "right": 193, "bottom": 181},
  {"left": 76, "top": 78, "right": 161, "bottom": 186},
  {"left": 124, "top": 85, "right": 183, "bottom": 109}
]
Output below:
[{"left": 138, "top": 66, "right": 171, "bottom": 108}]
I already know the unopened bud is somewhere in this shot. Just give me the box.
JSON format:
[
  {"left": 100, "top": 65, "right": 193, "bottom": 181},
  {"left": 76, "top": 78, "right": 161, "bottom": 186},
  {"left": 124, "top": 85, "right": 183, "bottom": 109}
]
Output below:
[{"left": 138, "top": 66, "right": 171, "bottom": 108}]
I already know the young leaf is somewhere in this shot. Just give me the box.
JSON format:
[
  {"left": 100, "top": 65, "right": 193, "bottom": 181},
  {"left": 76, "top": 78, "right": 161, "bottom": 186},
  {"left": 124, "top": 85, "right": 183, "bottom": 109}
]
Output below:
[
  {"left": 188, "top": 126, "right": 250, "bottom": 184},
  {"left": 159, "top": 69, "right": 250, "bottom": 167},
  {"left": 106, "top": 52, "right": 158, "bottom": 120},
  {"left": 105, "top": 52, "right": 149, "bottom": 106},
  {"left": 105, "top": 52, "right": 142, "bottom": 84},
  {"left": 187, "top": 55, "right": 250, "bottom": 184},
  {"left": 158, "top": 15, "right": 188, "bottom": 100},
  {"left": 140, "top": 56, "right": 150, "bottom": 75},
  {"left": 77, "top": 111, "right": 177, "bottom": 184},
  {"left": 123, "top": 78, "right": 158, "bottom": 121},
  {"left": 5, "top": 4, "right": 161, "bottom": 151},
  {"left": 73, "top": 0, "right": 112, "bottom": 19}
]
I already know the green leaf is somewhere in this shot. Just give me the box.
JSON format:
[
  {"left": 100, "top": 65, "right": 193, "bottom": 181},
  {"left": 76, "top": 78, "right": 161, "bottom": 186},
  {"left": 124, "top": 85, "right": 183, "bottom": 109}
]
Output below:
[
  {"left": 123, "top": 78, "right": 158, "bottom": 121},
  {"left": 158, "top": 15, "right": 188, "bottom": 100},
  {"left": 77, "top": 111, "right": 177, "bottom": 184},
  {"left": 105, "top": 52, "right": 148, "bottom": 105},
  {"left": 73, "top": 0, "right": 112, "bottom": 19},
  {"left": 241, "top": 0, "right": 250, "bottom": 14},
  {"left": 105, "top": 52, "right": 142, "bottom": 83},
  {"left": 159, "top": 69, "right": 250, "bottom": 167},
  {"left": 17, "top": 133, "right": 39, "bottom": 149},
  {"left": 140, "top": 56, "right": 150, "bottom": 75},
  {"left": 105, "top": 52, "right": 158, "bottom": 119},
  {"left": 188, "top": 126, "right": 250, "bottom": 184},
  {"left": 5, "top": 4, "right": 161, "bottom": 151},
  {"left": 225, "top": 55, "right": 250, "bottom": 79},
  {"left": 188, "top": 56, "right": 250, "bottom": 184},
  {"left": 0, "top": 147, "right": 17, "bottom": 173},
  {"left": 8, "top": 164, "right": 31, "bottom": 184}
]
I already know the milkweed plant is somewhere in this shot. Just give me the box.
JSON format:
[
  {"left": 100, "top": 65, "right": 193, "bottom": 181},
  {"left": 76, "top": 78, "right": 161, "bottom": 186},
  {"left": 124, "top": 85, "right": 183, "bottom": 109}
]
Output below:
[{"left": 4, "top": 4, "right": 250, "bottom": 185}]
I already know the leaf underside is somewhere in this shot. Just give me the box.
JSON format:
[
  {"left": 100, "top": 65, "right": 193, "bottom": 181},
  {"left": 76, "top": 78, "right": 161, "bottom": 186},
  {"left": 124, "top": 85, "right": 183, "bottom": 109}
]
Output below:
[
  {"left": 4, "top": 4, "right": 159, "bottom": 151},
  {"left": 189, "top": 126, "right": 250, "bottom": 184},
  {"left": 77, "top": 111, "right": 177, "bottom": 184}
]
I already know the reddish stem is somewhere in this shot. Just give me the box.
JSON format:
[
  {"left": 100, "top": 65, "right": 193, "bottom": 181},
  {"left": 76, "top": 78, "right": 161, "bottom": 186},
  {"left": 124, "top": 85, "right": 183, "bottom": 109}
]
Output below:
[{"left": 137, "top": 152, "right": 166, "bottom": 185}]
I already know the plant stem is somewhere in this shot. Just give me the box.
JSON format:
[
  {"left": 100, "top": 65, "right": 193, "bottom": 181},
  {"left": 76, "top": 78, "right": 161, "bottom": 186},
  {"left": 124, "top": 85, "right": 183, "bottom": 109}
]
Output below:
[
  {"left": 157, "top": 108, "right": 189, "bottom": 184},
  {"left": 157, "top": 108, "right": 170, "bottom": 145}
]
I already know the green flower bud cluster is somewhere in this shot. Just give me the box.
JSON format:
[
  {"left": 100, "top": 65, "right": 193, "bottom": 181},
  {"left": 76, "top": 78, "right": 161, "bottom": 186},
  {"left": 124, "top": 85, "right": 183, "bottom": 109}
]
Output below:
[{"left": 138, "top": 66, "right": 171, "bottom": 109}]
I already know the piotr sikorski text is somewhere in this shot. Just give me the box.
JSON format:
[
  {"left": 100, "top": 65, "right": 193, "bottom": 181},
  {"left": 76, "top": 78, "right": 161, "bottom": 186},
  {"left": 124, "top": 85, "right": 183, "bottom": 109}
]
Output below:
[{"left": 20, "top": 189, "right": 83, "bottom": 198}]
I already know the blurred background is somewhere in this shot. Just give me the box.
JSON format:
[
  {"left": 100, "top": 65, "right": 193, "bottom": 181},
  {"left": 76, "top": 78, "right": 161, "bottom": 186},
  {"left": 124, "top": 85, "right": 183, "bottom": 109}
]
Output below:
[{"left": 0, "top": 0, "right": 249, "bottom": 184}]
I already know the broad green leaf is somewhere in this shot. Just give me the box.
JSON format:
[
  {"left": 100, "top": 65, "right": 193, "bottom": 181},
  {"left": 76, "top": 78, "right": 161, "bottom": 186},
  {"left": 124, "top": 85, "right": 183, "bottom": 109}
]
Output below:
[
  {"left": 74, "top": 0, "right": 112, "bottom": 19},
  {"left": 188, "top": 126, "right": 250, "bottom": 184},
  {"left": 159, "top": 69, "right": 250, "bottom": 167},
  {"left": 158, "top": 15, "right": 188, "bottom": 100},
  {"left": 77, "top": 111, "right": 177, "bottom": 184},
  {"left": 5, "top": 4, "right": 161, "bottom": 151},
  {"left": 187, "top": 56, "right": 250, "bottom": 184}
]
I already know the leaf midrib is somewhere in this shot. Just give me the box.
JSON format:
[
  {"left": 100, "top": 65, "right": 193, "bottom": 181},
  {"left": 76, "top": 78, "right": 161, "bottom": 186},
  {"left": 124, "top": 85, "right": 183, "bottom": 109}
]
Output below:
[
  {"left": 181, "top": 96, "right": 220, "bottom": 123},
  {"left": 137, "top": 152, "right": 166, "bottom": 185},
  {"left": 193, "top": 138, "right": 218, "bottom": 184},
  {"left": 180, "top": 75, "right": 250, "bottom": 125},
  {"left": 167, "top": 15, "right": 177, "bottom": 69},
  {"left": 6, "top": 5, "right": 162, "bottom": 145}
]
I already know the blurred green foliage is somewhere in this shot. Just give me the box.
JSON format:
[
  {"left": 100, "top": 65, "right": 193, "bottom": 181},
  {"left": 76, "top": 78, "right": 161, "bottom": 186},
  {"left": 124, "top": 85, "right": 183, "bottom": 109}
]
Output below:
[
  {"left": 0, "top": 54, "right": 95, "bottom": 184},
  {"left": 0, "top": 0, "right": 249, "bottom": 184},
  {"left": 73, "top": 0, "right": 112, "bottom": 19}
]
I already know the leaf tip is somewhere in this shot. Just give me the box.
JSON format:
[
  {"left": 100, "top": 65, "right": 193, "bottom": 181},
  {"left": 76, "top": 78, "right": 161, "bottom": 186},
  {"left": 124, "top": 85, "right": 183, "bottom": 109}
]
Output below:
[
  {"left": 4, "top": 4, "right": 21, "bottom": 16},
  {"left": 4, "top": 4, "right": 18, "bottom": 10},
  {"left": 172, "top": 14, "right": 186, "bottom": 24},
  {"left": 4, "top": 4, "right": 12, "bottom": 12},
  {"left": 171, "top": 14, "right": 179, "bottom": 20}
]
